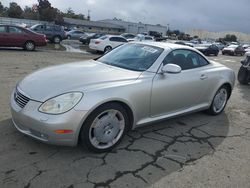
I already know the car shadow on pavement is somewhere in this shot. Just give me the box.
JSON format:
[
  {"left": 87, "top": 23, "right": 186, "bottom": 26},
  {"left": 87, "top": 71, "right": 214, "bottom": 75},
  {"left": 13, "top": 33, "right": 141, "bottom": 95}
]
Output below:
[{"left": 0, "top": 112, "right": 229, "bottom": 187}]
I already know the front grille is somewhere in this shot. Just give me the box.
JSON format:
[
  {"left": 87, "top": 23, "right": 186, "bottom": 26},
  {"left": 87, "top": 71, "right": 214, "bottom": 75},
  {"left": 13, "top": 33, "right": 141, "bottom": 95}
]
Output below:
[{"left": 14, "top": 88, "right": 30, "bottom": 108}]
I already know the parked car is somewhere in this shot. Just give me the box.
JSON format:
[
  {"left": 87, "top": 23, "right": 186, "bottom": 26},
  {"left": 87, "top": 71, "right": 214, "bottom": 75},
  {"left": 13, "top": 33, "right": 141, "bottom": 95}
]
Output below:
[
  {"left": 66, "top": 30, "right": 87, "bottom": 40},
  {"left": 195, "top": 44, "right": 219, "bottom": 56},
  {"left": 0, "top": 24, "right": 47, "bottom": 51},
  {"left": 213, "top": 42, "right": 225, "bottom": 50},
  {"left": 11, "top": 42, "right": 235, "bottom": 152},
  {"left": 79, "top": 33, "right": 105, "bottom": 45},
  {"left": 127, "top": 34, "right": 154, "bottom": 42},
  {"left": 30, "top": 24, "right": 66, "bottom": 43},
  {"left": 222, "top": 45, "right": 245, "bottom": 56},
  {"left": 120, "top": 33, "right": 136, "bottom": 40},
  {"left": 89, "top": 35, "right": 128, "bottom": 52},
  {"left": 244, "top": 47, "right": 250, "bottom": 53},
  {"left": 238, "top": 52, "right": 250, "bottom": 85}
]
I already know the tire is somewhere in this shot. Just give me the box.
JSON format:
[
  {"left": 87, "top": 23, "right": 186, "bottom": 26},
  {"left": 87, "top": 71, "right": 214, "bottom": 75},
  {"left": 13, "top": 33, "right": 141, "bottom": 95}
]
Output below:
[
  {"left": 53, "top": 36, "right": 61, "bottom": 44},
  {"left": 238, "top": 66, "right": 249, "bottom": 85},
  {"left": 104, "top": 46, "right": 112, "bottom": 53},
  {"left": 207, "top": 85, "right": 229, "bottom": 115},
  {"left": 67, "top": 35, "right": 71, "bottom": 40},
  {"left": 24, "top": 41, "right": 35, "bottom": 51},
  {"left": 80, "top": 103, "right": 130, "bottom": 153},
  {"left": 222, "top": 52, "right": 225, "bottom": 55}
]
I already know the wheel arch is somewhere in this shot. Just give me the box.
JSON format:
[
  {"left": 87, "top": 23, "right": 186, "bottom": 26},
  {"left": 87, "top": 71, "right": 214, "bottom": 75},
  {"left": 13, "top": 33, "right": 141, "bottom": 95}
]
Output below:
[{"left": 76, "top": 99, "right": 135, "bottom": 144}]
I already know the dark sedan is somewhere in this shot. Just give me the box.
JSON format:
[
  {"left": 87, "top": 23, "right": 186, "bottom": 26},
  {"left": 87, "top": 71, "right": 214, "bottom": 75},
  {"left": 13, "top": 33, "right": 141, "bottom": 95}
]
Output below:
[
  {"left": 0, "top": 24, "right": 47, "bottom": 51},
  {"left": 222, "top": 45, "right": 245, "bottom": 56},
  {"left": 195, "top": 44, "right": 219, "bottom": 56},
  {"left": 79, "top": 33, "right": 105, "bottom": 45}
]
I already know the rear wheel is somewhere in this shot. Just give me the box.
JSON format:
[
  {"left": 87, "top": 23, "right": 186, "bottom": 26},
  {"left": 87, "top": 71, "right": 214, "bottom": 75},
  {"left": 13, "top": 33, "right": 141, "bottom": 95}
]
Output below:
[
  {"left": 80, "top": 103, "right": 129, "bottom": 152},
  {"left": 104, "top": 46, "right": 112, "bottom": 53},
  {"left": 207, "top": 85, "right": 229, "bottom": 115},
  {"left": 238, "top": 66, "right": 249, "bottom": 85},
  {"left": 53, "top": 36, "right": 61, "bottom": 44},
  {"left": 24, "top": 41, "right": 35, "bottom": 51}
]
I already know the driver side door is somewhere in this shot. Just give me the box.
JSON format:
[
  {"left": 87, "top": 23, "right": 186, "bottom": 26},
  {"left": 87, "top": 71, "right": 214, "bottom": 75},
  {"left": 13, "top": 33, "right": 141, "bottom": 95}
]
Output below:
[{"left": 150, "top": 49, "right": 211, "bottom": 117}]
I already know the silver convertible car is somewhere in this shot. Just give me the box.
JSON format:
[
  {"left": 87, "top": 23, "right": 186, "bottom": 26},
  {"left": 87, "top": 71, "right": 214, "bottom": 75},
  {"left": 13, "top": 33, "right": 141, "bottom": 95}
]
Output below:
[{"left": 11, "top": 42, "right": 235, "bottom": 152}]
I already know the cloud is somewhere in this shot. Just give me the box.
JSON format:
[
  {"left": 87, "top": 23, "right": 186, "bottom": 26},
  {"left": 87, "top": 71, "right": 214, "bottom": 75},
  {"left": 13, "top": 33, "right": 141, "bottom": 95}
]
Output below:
[{"left": 1, "top": 0, "right": 250, "bottom": 33}]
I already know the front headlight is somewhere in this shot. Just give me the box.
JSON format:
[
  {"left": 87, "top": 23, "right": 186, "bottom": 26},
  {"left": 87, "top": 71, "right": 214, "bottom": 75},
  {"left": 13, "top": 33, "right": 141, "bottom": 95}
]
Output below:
[{"left": 39, "top": 92, "right": 83, "bottom": 114}]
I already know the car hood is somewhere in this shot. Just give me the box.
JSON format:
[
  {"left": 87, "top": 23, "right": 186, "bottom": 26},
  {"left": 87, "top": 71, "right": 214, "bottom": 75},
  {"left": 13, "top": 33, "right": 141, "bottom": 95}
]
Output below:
[
  {"left": 195, "top": 46, "right": 208, "bottom": 50},
  {"left": 18, "top": 60, "right": 142, "bottom": 102}
]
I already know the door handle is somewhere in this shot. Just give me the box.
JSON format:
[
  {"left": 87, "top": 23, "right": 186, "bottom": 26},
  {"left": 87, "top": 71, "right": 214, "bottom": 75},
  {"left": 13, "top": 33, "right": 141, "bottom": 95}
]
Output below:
[{"left": 200, "top": 74, "right": 208, "bottom": 80}]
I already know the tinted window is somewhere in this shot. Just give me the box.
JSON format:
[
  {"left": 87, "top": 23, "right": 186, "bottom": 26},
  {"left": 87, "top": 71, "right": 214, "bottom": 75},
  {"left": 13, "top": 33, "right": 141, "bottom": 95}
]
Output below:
[
  {"left": 0, "top": 26, "right": 6, "bottom": 33},
  {"left": 31, "top": 25, "right": 44, "bottom": 31},
  {"left": 9, "top": 27, "right": 23, "bottom": 34},
  {"left": 163, "top": 49, "right": 209, "bottom": 70}
]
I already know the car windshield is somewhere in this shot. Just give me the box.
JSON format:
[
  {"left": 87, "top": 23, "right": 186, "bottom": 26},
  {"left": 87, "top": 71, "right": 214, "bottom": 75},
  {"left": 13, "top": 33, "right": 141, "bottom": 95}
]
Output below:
[{"left": 97, "top": 43, "right": 163, "bottom": 71}]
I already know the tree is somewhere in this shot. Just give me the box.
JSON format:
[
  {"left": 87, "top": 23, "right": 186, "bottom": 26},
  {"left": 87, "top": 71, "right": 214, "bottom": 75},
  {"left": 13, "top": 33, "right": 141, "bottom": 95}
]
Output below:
[
  {"left": 64, "top": 7, "right": 85, "bottom": 20},
  {"left": 37, "top": 0, "right": 57, "bottom": 21},
  {"left": 22, "top": 6, "right": 38, "bottom": 20},
  {"left": 8, "top": 2, "right": 23, "bottom": 18},
  {"left": 224, "top": 34, "right": 237, "bottom": 42}
]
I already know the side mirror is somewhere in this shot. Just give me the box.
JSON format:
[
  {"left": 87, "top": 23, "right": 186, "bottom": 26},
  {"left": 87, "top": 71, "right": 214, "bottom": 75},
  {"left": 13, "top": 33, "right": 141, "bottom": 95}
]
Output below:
[{"left": 161, "top": 64, "right": 182, "bottom": 74}]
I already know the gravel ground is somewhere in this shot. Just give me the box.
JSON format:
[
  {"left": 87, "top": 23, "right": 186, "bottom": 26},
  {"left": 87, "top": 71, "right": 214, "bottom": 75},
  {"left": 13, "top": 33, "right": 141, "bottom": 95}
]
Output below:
[{"left": 0, "top": 49, "right": 249, "bottom": 188}]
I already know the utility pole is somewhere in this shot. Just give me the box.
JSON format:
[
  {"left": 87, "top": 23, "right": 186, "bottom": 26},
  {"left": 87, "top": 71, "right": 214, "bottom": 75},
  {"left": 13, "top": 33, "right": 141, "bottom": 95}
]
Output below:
[{"left": 87, "top": 10, "right": 90, "bottom": 21}]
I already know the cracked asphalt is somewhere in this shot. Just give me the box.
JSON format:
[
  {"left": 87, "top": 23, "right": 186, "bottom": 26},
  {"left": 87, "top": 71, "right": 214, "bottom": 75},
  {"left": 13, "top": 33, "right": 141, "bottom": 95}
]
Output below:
[{"left": 0, "top": 49, "right": 249, "bottom": 188}]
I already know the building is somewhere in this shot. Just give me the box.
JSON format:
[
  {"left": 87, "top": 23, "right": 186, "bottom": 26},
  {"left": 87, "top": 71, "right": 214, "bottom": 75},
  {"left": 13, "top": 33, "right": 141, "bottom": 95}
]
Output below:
[
  {"left": 0, "top": 17, "right": 49, "bottom": 27},
  {"left": 99, "top": 18, "right": 169, "bottom": 35},
  {"left": 63, "top": 17, "right": 125, "bottom": 34}
]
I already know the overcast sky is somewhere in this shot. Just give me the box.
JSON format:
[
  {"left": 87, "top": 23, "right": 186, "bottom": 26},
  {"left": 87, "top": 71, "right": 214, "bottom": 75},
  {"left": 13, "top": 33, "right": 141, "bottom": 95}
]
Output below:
[{"left": 1, "top": 0, "right": 250, "bottom": 33}]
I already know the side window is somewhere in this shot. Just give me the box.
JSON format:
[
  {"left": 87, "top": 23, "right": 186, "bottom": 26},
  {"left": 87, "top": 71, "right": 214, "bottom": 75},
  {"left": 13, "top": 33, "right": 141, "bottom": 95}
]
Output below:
[
  {"left": 9, "top": 27, "right": 23, "bottom": 34},
  {"left": 35, "top": 25, "right": 44, "bottom": 31},
  {"left": 110, "top": 37, "right": 119, "bottom": 42},
  {"left": 54, "top": 26, "right": 61, "bottom": 31},
  {"left": 45, "top": 25, "right": 53, "bottom": 31},
  {"left": 0, "top": 26, "right": 6, "bottom": 33},
  {"left": 119, "top": 37, "right": 128, "bottom": 42},
  {"left": 163, "top": 49, "right": 209, "bottom": 70}
]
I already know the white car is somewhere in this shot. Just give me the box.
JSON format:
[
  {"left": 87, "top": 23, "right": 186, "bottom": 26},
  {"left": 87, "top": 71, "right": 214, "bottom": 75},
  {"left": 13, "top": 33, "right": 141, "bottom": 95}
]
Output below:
[
  {"left": 89, "top": 35, "right": 128, "bottom": 52},
  {"left": 127, "top": 34, "right": 155, "bottom": 42}
]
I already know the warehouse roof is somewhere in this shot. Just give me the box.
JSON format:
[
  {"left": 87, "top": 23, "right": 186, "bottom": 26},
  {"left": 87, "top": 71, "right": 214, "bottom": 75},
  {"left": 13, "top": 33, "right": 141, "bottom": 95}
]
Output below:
[{"left": 63, "top": 17, "right": 125, "bottom": 29}]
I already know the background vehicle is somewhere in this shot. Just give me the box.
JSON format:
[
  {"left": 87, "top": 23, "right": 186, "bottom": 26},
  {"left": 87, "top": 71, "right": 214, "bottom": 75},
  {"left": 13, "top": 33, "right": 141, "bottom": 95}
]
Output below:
[
  {"left": 0, "top": 24, "right": 46, "bottom": 51},
  {"left": 79, "top": 33, "right": 105, "bottom": 45},
  {"left": 195, "top": 44, "right": 219, "bottom": 56},
  {"left": 89, "top": 35, "right": 127, "bottom": 52},
  {"left": 238, "top": 52, "right": 250, "bottom": 84},
  {"left": 66, "top": 30, "right": 87, "bottom": 40},
  {"left": 127, "top": 34, "right": 154, "bottom": 42},
  {"left": 30, "top": 24, "right": 66, "bottom": 43},
  {"left": 213, "top": 42, "right": 225, "bottom": 50},
  {"left": 222, "top": 45, "right": 245, "bottom": 56}
]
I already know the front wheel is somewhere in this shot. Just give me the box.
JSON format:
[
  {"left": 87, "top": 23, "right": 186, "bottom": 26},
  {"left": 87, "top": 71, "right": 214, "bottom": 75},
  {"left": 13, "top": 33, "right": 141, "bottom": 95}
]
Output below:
[
  {"left": 80, "top": 103, "right": 129, "bottom": 153},
  {"left": 207, "top": 86, "right": 229, "bottom": 115},
  {"left": 238, "top": 66, "right": 249, "bottom": 85}
]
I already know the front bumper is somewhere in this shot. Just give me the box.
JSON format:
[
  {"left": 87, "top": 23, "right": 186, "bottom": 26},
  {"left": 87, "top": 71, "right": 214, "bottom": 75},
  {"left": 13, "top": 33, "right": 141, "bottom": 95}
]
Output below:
[{"left": 10, "top": 91, "right": 88, "bottom": 146}]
